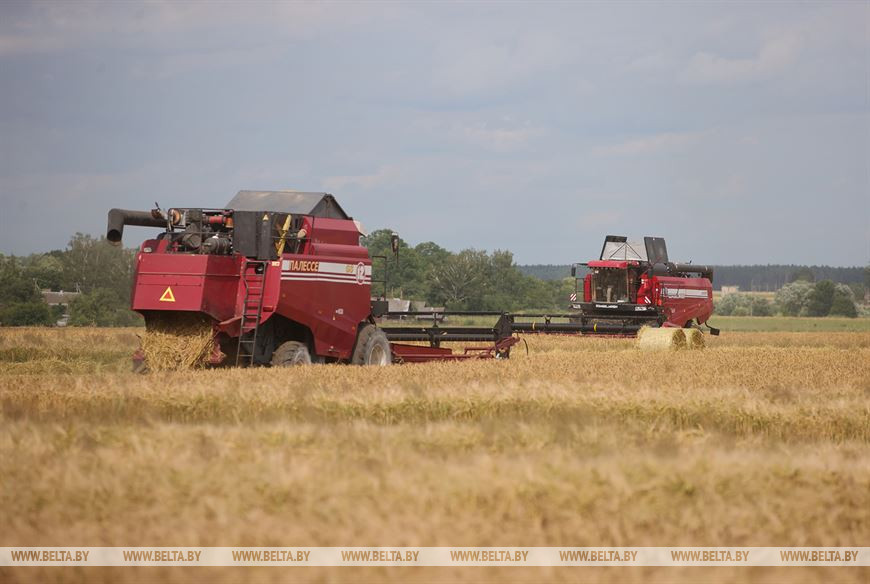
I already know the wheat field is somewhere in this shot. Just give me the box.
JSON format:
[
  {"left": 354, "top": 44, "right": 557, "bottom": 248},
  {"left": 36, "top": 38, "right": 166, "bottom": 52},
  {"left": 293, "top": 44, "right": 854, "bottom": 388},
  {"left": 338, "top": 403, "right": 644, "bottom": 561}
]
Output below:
[{"left": 1, "top": 326, "right": 868, "bottom": 583}]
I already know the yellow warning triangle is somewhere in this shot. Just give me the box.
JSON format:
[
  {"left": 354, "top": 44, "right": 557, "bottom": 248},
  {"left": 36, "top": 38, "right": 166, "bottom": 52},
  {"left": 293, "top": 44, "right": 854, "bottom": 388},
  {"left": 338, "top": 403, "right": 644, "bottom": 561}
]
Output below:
[{"left": 159, "top": 287, "right": 176, "bottom": 302}]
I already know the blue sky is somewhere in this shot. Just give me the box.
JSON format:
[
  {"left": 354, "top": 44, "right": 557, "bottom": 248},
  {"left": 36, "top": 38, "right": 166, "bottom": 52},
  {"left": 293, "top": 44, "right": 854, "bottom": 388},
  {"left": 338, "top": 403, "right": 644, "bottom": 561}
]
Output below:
[{"left": 0, "top": 1, "right": 867, "bottom": 265}]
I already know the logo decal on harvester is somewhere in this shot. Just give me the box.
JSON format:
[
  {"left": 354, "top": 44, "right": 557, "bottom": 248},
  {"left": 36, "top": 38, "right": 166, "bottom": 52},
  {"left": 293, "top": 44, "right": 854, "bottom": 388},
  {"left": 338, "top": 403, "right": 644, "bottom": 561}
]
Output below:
[
  {"left": 662, "top": 287, "right": 709, "bottom": 299},
  {"left": 281, "top": 260, "right": 372, "bottom": 285},
  {"left": 159, "top": 287, "right": 176, "bottom": 302},
  {"left": 287, "top": 260, "right": 320, "bottom": 272}
]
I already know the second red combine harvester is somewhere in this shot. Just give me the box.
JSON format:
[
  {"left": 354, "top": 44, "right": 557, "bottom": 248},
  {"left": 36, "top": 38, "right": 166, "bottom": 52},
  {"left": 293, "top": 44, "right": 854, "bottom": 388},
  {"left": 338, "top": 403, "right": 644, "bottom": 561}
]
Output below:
[
  {"left": 500, "top": 235, "right": 718, "bottom": 337},
  {"left": 107, "top": 190, "right": 519, "bottom": 367},
  {"left": 572, "top": 235, "right": 716, "bottom": 333}
]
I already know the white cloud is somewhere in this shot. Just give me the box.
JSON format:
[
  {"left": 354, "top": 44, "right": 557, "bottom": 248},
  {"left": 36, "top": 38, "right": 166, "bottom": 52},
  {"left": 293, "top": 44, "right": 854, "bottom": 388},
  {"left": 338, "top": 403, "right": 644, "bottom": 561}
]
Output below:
[
  {"left": 321, "top": 166, "right": 400, "bottom": 192},
  {"left": 428, "top": 30, "right": 572, "bottom": 99},
  {"left": 0, "top": 1, "right": 371, "bottom": 56},
  {"left": 411, "top": 114, "right": 545, "bottom": 153},
  {"left": 684, "top": 31, "right": 803, "bottom": 84},
  {"left": 628, "top": 51, "right": 675, "bottom": 72},
  {"left": 454, "top": 120, "right": 544, "bottom": 152},
  {"left": 127, "top": 44, "right": 283, "bottom": 79},
  {"left": 576, "top": 210, "right": 622, "bottom": 229},
  {"left": 592, "top": 132, "right": 699, "bottom": 157},
  {"left": 0, "top": 32, "right": 64, "bottom": 56}
]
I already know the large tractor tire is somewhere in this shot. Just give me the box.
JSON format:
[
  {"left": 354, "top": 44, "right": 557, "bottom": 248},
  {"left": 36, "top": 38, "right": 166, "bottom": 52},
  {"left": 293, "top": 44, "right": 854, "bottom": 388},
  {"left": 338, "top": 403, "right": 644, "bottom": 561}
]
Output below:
[
  {"left": 352, "top": 325, "right": 392, "bottom": 366},
  {"left": 271, "top": 341, "right": 312, "bottom": 366}
]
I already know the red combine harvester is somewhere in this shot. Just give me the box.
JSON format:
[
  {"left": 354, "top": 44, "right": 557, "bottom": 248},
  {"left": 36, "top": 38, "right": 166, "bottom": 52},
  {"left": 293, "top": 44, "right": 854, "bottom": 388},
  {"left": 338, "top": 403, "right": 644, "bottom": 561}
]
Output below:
[
  {"left": 570, "top": 235, "right": 717, "bottom": 334},
  {"left": 503, "top": 236, "right": 717, "bottom": 337},
  {"left": 107, "top": 190, "right": 519, "bottom": 367}
]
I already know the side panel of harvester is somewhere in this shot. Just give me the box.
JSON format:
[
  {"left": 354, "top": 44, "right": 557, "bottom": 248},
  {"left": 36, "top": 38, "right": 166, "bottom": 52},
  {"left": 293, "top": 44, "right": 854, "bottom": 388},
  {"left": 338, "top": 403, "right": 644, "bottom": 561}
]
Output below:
[
  {"left": 275, "top": 217, "right": 372, "bottom": 360},
  {"left": 651, "top": 275, "right": 714, "bottom": 327}
]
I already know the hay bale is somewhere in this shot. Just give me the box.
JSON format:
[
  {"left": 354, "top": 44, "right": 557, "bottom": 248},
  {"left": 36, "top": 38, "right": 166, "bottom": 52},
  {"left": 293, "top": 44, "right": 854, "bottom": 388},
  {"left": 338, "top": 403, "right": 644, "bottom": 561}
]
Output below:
[
  {"left": 684, "top": 328, "right": 706, "bottom": 350},
  {"left": 636, "top": 326, "right": 687, "bottom": 351},
  {"left": 140, "top": 313, "right": 216, "bottom": 371}
]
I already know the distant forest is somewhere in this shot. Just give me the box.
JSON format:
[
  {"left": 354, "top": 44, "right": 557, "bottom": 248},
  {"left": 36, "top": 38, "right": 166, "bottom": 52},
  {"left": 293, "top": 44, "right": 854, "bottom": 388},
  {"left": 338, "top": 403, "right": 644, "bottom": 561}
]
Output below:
[{"left": 518, "top": 264, "right": 867, "bottom": 291}]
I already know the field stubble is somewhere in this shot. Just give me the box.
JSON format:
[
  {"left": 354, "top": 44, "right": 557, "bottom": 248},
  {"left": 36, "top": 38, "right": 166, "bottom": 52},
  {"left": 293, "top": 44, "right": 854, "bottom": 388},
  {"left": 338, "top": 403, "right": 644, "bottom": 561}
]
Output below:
[{"left": 0, "top": 327, "right": 868, "bottom": 583}]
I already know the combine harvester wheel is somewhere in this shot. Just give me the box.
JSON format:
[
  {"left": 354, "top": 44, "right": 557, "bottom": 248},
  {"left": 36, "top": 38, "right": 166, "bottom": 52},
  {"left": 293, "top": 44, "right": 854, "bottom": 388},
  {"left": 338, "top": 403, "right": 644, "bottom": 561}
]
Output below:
[
  {"left": 352, "top": 325, "right": 392, "bottom": 366},
  {"left": 271, "top": 341, "right": 313, "bottom": 366}
]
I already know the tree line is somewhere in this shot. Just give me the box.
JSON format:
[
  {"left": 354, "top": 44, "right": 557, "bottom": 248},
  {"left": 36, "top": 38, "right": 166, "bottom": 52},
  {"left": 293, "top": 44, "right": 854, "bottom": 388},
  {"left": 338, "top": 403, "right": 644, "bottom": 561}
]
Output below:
[
  {"left": 362, "top": 230, "right": 574, "bottom": 311},
  {"left": 0, "top": 234, "right": 140, "bottom": 326},
  {"left": 1, "top": 229, "right": 865, "bottom": 326},
  {"left": 715, "top": 280, "right": 861, "bottom": 318}
]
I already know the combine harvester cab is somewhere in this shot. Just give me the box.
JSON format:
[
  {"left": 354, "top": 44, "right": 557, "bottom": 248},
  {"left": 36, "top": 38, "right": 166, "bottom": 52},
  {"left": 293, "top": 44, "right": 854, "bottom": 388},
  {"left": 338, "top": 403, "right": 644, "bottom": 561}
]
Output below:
[{"left": 107, "top": 190, "right": 518, "bottom": 369}]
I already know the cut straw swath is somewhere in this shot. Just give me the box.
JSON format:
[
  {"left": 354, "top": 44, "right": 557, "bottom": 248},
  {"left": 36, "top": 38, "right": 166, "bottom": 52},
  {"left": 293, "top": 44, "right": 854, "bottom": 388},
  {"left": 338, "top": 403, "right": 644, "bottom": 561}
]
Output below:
[{"left": 140, "top": 313, "right": 216, "bottom": 371}]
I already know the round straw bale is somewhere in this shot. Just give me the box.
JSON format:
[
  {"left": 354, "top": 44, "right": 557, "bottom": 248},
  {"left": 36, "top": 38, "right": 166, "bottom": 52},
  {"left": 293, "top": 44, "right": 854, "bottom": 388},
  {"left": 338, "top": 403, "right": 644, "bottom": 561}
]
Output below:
[
  {"left": 683, "top": 327, "right": 706, "bottom": 350},
  {"left": 636, "top": 326, "right": 687, "bottom": 351}
]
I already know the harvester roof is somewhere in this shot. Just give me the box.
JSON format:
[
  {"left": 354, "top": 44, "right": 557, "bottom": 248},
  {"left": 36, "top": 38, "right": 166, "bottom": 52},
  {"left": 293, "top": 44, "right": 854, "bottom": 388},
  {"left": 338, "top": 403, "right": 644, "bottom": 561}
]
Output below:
[
  {"left": 225, "top": 190, "right": 350, "bottom": 219},
  {"left": 600, "top": 239, "right": 647, "bottom": 262},
  {"left": 599, "top": 235, "right": 669, "bottom": 264}
]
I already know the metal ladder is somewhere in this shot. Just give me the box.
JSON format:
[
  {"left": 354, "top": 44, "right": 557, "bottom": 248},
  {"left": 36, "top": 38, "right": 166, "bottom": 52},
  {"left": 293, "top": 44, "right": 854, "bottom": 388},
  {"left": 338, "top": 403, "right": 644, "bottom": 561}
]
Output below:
[{"left": 236, "top": 260, "right": 268, "bottom": 366}]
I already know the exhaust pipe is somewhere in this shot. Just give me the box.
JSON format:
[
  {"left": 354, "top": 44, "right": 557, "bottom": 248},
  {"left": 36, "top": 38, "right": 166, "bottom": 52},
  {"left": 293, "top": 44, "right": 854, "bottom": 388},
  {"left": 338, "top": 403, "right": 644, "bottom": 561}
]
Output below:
[{"left": 106, "top": 209, "right": 166, "bottom": 244}]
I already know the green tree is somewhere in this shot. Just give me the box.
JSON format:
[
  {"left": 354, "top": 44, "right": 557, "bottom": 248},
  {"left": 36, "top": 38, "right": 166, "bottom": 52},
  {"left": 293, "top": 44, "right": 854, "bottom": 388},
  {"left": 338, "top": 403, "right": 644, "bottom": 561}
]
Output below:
[
  {"left": 829, "top": 284, "right": 858, "bottom": 317},
  {"left": 805, "top": 280, "right": 835, "bottom": 316},
  {"left": 479, "top": 250, "right": 533, "bottom": 311},
  {"left": 547, "top": 278, "right": 577, "bottom": 309},
  {"left": 68, "top": 289, "right": 142, "bottom": 327},
  {"left": 714, "top": 293, "right": 771, "bottom": 317},
  {"left": 61, "top": 233, "right": 137, "bottom": 300},
  {"left": 428, "top": 250, "right": 489, "bottom": 309},
  {"left": 714, "top": 293, "right": 740, "bottom": 316},
  {"left": 415, "top": 241, "right": 451, "bottom": 265},
  {"left": 0, "top": 255, "right": 53, "bottom": 326},
  {"left": 751, "top": 296, "right": 772, "bottom": 316},
  {"left": 0, "top": 301, "right": 53, "bottom": 326},
  {"left": 414, "top": 241, "right": 451, "bottom": 300},
  {"left": 23, "top": 253, "right": 65, "bottom": 291},
  {"left": 774, "top": 281, "right": 813, "bottom": 316},
  {"left": 361, "top": 229, "right": 427, "bottom": 298},
  {"left": 0, "top": 256, "right": 37, "bottom": 304},
  {"left": 848, "top": 282, "right": 866, "bottom": 304}
]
